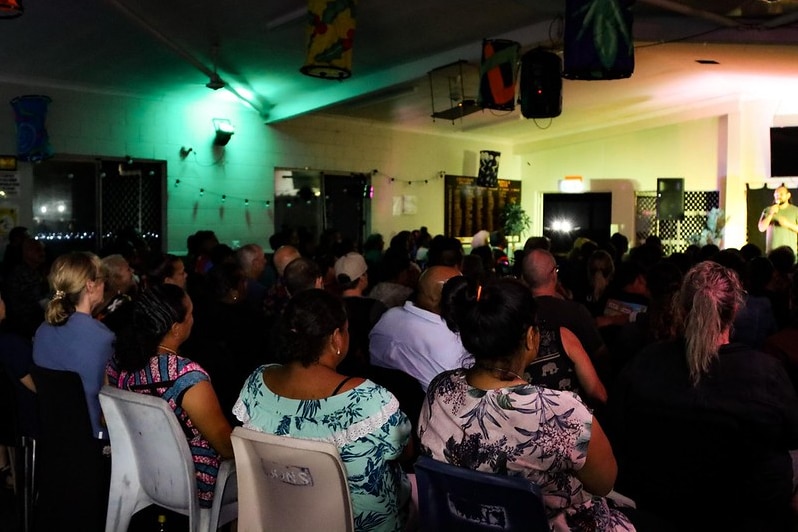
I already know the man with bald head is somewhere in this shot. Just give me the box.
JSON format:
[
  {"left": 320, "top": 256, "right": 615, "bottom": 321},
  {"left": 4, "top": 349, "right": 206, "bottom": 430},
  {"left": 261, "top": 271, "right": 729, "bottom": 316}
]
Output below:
[
  {"left": 272, "top": 245, "right": 301, "bottom": 277},
  {"left": 369, "top": 265, "right": 469, "bottom": 392},
  {"left": 263, "top": 244, "right": 302, "bottom": 320},
  {"left": 522, "top": 248, "right": 608, "bottom": 378}
]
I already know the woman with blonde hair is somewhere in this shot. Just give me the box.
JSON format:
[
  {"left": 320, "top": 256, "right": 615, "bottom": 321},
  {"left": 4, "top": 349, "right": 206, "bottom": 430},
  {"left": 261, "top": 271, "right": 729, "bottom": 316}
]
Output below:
[
  {"left": 612, "top": 261, "right": 798, "bottom": 530},
  {"left": 32, "top": 251, "right": 115, "bottom": 440}
]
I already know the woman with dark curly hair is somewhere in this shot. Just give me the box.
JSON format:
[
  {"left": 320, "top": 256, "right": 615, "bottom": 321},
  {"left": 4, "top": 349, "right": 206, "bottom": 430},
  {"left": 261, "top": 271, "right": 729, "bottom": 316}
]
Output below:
[
  {"left": 107, "top": 283, "right": 233, "bottom": 509},
  {"left": 234, "top": 288, "right": 412, "bottom": 532},
  {"left": 420, "top": 277, "right": 633, "bottom": 531}
]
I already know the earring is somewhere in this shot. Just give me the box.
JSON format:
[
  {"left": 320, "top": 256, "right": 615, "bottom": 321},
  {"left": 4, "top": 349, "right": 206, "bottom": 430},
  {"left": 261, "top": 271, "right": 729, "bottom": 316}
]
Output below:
[{"left": 337, "top": 349, "right": 341, "bottom": 356}]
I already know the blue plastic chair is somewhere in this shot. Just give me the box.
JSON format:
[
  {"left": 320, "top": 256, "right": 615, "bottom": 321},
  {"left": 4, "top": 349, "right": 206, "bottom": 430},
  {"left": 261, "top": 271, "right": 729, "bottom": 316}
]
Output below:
[{"left": 414, "top": 455, "right": 550, "bottom": 531}]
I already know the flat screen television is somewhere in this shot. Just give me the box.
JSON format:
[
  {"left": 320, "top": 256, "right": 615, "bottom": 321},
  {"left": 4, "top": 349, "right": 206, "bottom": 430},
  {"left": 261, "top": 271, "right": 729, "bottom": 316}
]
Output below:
[{"left": 770, "top": 127, "right": 798, "bottom": 178}]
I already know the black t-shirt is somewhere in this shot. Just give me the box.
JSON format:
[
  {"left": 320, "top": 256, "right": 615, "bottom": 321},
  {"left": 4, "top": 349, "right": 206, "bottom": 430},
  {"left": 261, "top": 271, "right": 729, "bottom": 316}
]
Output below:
[
  {"left": 610, "top": 339, "right": 798, "bottom": 530},
  {"left": 340, "top": 296, "right": 387, "bottom": 377}
]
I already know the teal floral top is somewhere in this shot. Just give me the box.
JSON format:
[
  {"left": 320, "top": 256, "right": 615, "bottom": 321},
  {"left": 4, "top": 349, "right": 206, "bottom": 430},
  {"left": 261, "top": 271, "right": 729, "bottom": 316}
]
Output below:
[
  {"left": 419, "top": 369, "right": 635, "bottom": 532},
  {"left": 233, "top": 364, "right": 411, "bottom": 532}
]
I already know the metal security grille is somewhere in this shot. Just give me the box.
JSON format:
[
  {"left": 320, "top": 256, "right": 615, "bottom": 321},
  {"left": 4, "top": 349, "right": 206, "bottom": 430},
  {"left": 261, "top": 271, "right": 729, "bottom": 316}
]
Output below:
[
  {"left": 100, "top": 161, "right": 164, "bottom": 253},
  {"left": 635, "top": 190, "right": 720, "bottom": 254}
]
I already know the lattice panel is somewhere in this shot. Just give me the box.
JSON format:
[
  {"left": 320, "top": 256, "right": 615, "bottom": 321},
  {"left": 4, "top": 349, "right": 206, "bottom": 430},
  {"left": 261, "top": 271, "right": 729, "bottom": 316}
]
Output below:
[
  {"left": 635, "top": 190, "right": 719, "bottom": 254},
  {"left": 101, "top": 165, "right": 163, "bottom": 251}
]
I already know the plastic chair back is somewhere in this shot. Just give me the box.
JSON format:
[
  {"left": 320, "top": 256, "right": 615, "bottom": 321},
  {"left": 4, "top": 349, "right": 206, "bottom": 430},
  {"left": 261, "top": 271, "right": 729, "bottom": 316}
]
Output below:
[
  {"left": 414, "top": 455, "right": 550, "bottom": 532},
  {"left": 99, "top": 386, "right": 237, "bottom": 532},
  {"left": 230, "top": 426, "right": 354, "bottom": 532}
]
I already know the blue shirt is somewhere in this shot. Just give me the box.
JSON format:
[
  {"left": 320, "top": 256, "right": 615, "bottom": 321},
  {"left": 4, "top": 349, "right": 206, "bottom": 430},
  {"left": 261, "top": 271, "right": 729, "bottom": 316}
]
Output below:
[{"left": 33, "top": 312, "right": 115, "bottom": 438}]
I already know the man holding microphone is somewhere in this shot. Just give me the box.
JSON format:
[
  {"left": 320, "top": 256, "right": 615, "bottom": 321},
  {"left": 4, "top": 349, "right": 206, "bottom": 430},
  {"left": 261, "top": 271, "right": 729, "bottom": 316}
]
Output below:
[{"left": 758, "top": 185, "right": 798, "bottom": 253}]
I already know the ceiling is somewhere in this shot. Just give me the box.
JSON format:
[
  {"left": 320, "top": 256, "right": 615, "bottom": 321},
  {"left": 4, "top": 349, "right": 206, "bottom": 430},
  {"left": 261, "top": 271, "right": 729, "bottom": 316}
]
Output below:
[{"left": 2, "top": 0, "right": 798, "bottom": 145}]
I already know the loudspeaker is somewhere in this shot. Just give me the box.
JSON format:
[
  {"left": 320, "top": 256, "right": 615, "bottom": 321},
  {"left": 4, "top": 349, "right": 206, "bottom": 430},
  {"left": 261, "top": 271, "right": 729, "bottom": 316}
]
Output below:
[
  {"left": 478, "top": 39, "right": 520, "bottom": 112},
  {"left": 519, "top": 49, "right": 562, "bottom": 119},
  {"left": 563, "top": 0, "right": 634, "bottom": 80},
  {"left": 657, "top": 178, "right": 685, "bottom": 220}
]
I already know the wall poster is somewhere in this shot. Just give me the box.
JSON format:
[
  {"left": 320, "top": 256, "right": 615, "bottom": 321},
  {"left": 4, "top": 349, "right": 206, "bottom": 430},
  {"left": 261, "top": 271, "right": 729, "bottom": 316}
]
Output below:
[{"left": 444, "top": 174, "right": 522, "bottom": 239}]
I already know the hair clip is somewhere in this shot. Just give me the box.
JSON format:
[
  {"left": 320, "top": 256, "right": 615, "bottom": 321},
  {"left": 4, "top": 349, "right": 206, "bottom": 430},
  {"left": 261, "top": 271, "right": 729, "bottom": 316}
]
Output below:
[
  {"left": 476, "top": 285, "right": 482, "bottom": 301},
  {"left": 53, "top": 290, "right": 66, "bottom": 301}
]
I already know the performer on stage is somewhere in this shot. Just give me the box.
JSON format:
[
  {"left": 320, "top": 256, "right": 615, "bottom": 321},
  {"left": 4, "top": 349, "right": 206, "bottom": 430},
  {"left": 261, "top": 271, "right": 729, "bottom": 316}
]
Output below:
[{"left": 758, "top": 185, "right": 798, "bottom": 253}]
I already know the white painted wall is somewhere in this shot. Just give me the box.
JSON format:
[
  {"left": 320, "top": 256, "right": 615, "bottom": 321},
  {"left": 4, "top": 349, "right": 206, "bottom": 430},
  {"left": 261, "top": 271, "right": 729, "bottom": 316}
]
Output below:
[
  {"left": 1, "top": 81, "right": 795, "bottom": 256},
  {"left": 518, "top": 116, "right": 722, "bottom": 244}
]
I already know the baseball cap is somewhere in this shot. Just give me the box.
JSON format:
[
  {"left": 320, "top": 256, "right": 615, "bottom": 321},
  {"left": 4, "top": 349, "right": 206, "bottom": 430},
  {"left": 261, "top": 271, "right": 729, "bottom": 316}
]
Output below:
[{"left": 334, "top": 252, "right": 367, "bottom": 283}]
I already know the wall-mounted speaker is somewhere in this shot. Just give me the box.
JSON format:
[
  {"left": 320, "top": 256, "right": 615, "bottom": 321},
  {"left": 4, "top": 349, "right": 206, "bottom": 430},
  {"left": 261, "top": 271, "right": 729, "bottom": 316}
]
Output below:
[
  {"left": 519, "top": 49, "right": 562, "bottom": 119},
  {"left": 657, "top": 178, "right": 685, "bottom": 220}
]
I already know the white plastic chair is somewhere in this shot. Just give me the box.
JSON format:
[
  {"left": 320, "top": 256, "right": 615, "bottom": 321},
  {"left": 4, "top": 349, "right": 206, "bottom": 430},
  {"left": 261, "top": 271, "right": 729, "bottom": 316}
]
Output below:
[
  {"left": 98, "top": 386, "right": 237, "bottom": 532},
  {"left": 230, "top": 426, "right": 354, "bottom": 532}
]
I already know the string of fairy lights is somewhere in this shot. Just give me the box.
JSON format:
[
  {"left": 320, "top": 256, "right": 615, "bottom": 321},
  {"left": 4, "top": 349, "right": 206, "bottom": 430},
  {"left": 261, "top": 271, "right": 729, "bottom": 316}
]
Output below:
[
  {"left": 172, "top": 178, "right": 272, "bottom": 208},
  {"left": 169, "top": 169, "right": 447, "bottom": 206}
]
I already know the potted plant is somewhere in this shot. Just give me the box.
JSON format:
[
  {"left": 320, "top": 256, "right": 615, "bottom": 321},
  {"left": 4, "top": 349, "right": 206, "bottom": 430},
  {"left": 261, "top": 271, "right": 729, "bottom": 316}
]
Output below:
[{"left": 501, "top": 201, "right": 531, "bottom": 241}]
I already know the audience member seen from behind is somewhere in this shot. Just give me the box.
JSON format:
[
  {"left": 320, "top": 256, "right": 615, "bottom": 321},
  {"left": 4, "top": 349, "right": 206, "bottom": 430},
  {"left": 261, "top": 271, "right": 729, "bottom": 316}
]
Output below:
[
  {"left": 32, "top": 251, "right": 114, "bottom": 441},
  {"left": 582, "top": 249, "right": 615, "bottom": 317},
  {"left": 147, "top": 253, "right": 188, "bottom": 289},
  {"left": 369, "top": 265, "right": 469, "bottom": 392},
  {"left": 235, "top": 243, "right": 268, "bottom": 310},
  {"left": 367, "top": 247, "right": 416, "bottom": 309},
  {"left": 610, "top": 261, "right": 798, "bottom": 531},
  {"left": 1, "top": 225, "right": 29, "bottom": 280},
  {"left": 282, "top": 256, "right": 323, "bottom": 297},
  {"left": 94, "top": 254, "right": 137, "bottom": 334},
  {"left": 3, "top": 237, "right": 49, "bottom": 339},
  {"left": 420, "top": 278, "right": 634, "bottom": 531},
  {"left": 443, "top": 275, "right": 607, "bottom": 408},
  {"left": 768, "top": 245, "right": 795, "bottom": 329},
  {"left": 712, "top": 248, "right": 777, "bottom": 349},
  {"left": 762, "top": 271, "right": 798, "bottom": 395},
  {"left": 182, "top": 262, "right": 269, "bottom": 425},
  {"left": 334, "top": 252, "right": 387, "bottom": 377},
  {"left": 108, "top": 284, "right": 233, "bottom": 509},
  {"left": 610, "top": 260, "right": 683, "bottom": 381},
  {"left": 234, "top": 289, "right": 412, "bottom": 532}
]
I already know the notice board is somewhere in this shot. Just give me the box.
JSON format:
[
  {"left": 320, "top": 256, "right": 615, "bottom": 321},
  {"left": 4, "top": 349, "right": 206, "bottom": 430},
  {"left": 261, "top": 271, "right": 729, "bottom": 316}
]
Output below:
[{"left": 444, "top": 174, "right": 522, "bottom": 238}]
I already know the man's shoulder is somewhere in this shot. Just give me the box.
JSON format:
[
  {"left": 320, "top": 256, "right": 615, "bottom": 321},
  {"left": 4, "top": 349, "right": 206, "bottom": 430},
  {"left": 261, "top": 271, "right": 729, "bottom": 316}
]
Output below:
[
  {"left": 535, "top": 295, "right": 590, "bottom": 314},
  {"left": 372, "top": 302, "right": 444, "bottom": 332}
]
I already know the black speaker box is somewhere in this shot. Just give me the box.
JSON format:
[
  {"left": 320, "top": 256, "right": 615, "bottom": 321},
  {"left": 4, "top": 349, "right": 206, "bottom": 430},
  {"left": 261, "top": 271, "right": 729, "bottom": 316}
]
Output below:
[
  {"left": 519, "top": 49, "right": 562, "bottom": 119},
  {"left": 657, "top": 178, "right": 685, "bottom": 220}
]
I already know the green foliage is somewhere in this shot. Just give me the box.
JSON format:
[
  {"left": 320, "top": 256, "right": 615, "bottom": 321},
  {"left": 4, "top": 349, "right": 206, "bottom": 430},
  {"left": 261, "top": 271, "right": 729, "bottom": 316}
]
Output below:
[{"left": 501, "top": 202, "right": 531, "bottom": 237}]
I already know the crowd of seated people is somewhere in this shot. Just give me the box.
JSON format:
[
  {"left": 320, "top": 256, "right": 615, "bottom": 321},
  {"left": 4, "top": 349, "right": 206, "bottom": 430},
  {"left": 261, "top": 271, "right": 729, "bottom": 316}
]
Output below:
[{"left": 6, "top": 221, "right": 798, "bottom": 531}]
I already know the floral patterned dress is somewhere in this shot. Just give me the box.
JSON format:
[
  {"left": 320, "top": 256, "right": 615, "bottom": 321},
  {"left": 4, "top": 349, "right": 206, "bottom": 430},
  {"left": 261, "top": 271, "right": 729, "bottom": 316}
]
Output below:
[
  {"left": 234, "top": 364, "right": 411, "bottom": 532},
  {"left": 418, "top": 369, "right": 634, "bottom": 532}
]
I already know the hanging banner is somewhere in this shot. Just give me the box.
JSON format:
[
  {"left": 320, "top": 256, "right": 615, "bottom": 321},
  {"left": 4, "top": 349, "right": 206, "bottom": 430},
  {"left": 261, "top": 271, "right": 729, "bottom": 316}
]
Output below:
[
  {"left": 10, "top": 95, "right": 53, "bottom": 162},
  {"left": 479, "top": 39, "right": 520, "bottom": 111}
]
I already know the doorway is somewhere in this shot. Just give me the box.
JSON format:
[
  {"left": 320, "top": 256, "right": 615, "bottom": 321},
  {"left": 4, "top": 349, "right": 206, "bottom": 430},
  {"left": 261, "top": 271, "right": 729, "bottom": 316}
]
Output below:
[
  {"left": 273, "top": 168, "right": 370, "bottom": 251},
  {"left": 32, "top": 155, "right": 165, "bottom": 258},
  {"left": 542, "top": 192, "right": 612, "bottom": 254}
]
